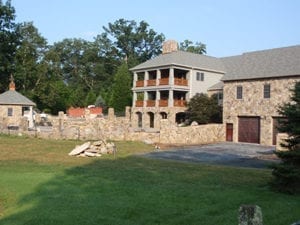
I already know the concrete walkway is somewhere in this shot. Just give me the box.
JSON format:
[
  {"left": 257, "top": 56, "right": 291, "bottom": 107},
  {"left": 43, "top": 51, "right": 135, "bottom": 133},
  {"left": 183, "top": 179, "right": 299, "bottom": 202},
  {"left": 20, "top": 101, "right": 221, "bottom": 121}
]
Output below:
[{"left": 142, "top": 142, "right": 279, "bottom": 169}]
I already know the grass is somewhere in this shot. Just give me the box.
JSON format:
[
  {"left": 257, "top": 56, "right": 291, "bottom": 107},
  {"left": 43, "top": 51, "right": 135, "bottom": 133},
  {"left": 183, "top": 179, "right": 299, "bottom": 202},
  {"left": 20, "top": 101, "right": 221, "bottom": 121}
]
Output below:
[{"left": 0, "top": 134, "right": 299, "bottom": 225}]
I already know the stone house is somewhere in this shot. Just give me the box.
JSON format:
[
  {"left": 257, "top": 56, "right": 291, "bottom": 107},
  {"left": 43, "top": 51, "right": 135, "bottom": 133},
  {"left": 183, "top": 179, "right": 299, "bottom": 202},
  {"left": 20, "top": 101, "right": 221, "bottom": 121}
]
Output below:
[
  {"left": 130, "top": 41, "right": 300, "bottom": 146},
  {"left": 130, "top": 40, "right": 225, "bottom": 130},
  {"left": 222, "top": 45, "right": 300, "bottom": 146},
  {"left": 0, "top": 79, "right": 36, "bottom": 129}
]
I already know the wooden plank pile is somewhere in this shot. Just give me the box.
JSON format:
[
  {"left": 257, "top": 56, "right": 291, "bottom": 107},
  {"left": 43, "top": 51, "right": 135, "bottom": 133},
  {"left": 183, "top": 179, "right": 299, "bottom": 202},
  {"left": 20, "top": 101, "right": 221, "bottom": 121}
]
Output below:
[{"left": 68, "top": 140, "right": 116, "bottom": 157}]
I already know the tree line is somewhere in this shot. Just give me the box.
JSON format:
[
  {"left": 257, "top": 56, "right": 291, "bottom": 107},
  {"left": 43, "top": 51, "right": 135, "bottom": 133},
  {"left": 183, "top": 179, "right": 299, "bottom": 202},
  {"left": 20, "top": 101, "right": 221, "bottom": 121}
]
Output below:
[{"left": 0, "top": 0, "right": 206, "bottom": 114}]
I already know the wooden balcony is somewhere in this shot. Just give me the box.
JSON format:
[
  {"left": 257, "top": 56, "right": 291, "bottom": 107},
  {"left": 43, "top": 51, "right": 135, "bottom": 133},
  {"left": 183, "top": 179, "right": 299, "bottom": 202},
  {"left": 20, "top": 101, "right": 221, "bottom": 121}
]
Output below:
[
  {"left": 136, "top": 80, "right": 144, "bottom": 87},
  {"left": 159, "top": 78, "right": 169, "bottom": 85},
  {"left": 147, "top": 79, "right": 156, "bottom": 86},
  {"left": 159, "top": 100, "right": 168, "bottom": 107},
  {"left": 146, "top": 100, "right": 156, "bottom": 107},
  {"left": 174, "top": 78, "right": 188, "bottom": 86},
  {"left": 174, "top": 99, "right": 187, "bottom": 107},
  {"left": 135, "top": 100, "right": 144, "bottom": 107}
]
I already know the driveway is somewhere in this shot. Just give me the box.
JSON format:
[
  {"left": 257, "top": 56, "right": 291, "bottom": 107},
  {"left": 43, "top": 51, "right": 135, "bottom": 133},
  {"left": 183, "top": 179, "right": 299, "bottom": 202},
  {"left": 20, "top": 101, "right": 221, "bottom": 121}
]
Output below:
[{"left": 142, "top": 142, "right": 279, "bottom": 169}]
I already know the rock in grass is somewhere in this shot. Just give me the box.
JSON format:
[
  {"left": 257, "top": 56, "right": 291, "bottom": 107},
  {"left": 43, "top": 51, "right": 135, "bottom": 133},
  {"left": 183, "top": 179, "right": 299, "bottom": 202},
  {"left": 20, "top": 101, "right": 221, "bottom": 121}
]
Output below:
[{"left": 68, "top": 142, "right": 91, "bottom": 156}]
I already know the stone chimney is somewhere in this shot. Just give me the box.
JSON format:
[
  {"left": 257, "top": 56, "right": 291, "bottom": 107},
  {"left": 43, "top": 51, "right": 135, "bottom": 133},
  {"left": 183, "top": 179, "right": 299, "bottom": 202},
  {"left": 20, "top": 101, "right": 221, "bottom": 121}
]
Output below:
[
  {"left": 162, "top": 40, "right": 178, "bottom": 54},
  {"left": 9, "top": 74, "right": 15, "bottom": 91}
]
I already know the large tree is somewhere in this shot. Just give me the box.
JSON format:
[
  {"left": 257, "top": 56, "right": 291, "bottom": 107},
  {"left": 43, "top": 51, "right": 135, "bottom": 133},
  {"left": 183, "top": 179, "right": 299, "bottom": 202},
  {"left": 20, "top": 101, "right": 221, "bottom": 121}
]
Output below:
[
  {"left": 270, "top": 82, "right": 300, "bottom": 194},
  {"left": 109, "top": 62, "right": 132, "bottom": 113},
  {"left": 14, "top": 22, "right": 48, "bottom": 96},
  {"left": 0, "top": 0, "right": 19, "bottom": 92},
  {"left": 186, "top": 93, "right": 222, "bottom": 124},
  {"left": 95, "top": 19, "right": 165, "bottom": 68}
]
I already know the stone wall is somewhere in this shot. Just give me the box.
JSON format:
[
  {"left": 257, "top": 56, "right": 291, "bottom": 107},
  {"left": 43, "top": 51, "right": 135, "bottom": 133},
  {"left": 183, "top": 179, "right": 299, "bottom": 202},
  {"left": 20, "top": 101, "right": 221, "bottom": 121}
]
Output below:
[
  {"left": 223, "top": 77, "right": 300, "bottom": 145},
  {"left": 0, "top": 106, "right": 224, "bottom": 146},
  {"left": 160, "top": 119, "right": 225, "bottom": 144}
]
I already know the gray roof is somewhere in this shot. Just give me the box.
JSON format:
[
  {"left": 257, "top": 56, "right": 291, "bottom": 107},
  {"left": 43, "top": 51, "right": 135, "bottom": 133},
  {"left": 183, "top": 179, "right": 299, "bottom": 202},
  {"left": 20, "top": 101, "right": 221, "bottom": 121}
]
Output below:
[
  {"left": 0, "top": 90, "right": 36, "bottom": 106},
  {"left": 208, "top": 81, "right": 224, "bottom": 91},
  {"left": 130, "top": 51, "right": 226, "bottom": 73},
  {"left": 221, "top": 45, "right": 300, "bottom": 81}
]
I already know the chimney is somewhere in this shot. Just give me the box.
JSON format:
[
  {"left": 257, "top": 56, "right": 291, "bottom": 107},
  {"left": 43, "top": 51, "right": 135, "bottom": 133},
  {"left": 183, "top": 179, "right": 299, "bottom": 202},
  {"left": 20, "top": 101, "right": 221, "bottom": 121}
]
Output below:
[
  {"left": 9, "top": 74, "right": 15, "bottom": 91},
  {"left": 162, "top": 40, "right": 178, "bottom": 54}
]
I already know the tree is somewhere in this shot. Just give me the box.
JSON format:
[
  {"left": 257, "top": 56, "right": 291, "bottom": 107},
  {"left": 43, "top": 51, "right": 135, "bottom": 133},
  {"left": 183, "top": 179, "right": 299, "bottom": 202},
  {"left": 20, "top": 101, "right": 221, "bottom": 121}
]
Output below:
[
  {"left": 95, "top": 19, "right": 165, "bottom": 68},
  {"left": 186, "top": 93, "right": 222, "bottom": 124},
  {"left": 0, "top": 0, "right": 19, "bottom": 92},
  {"left": 109, "top": 62, "right": 132, "bottom": 113},
  {"left": 270, "top": 82, "right": 300, "bottom": 194},
  {"left": 179, "top": 39, "right": 206, "bottom": 54},
  {"left": 14, "top": 22, "right": 48, "bottom": 96}
]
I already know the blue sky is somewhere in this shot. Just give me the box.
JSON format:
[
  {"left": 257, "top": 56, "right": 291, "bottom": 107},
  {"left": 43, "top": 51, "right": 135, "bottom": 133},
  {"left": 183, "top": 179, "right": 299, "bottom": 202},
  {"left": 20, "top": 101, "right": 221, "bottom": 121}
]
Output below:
[{"left": 12, "top": 0, "right": 300, "bottom": 57}]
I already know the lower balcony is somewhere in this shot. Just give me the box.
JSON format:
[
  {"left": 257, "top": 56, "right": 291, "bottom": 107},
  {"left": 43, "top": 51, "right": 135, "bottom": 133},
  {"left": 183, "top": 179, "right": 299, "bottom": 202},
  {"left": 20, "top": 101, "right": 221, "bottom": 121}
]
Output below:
[
  {"left": 174, "top": 99, "right": 187, "bottom": 107},
  {"left": 159, "top": 100, "right": 168, "bottom": 107},
  {"left": 146, "top": 100, "right": 156, "bottom": 107},
  {"left": 135, "top": 100, "right": 144, "bottom": 107}
]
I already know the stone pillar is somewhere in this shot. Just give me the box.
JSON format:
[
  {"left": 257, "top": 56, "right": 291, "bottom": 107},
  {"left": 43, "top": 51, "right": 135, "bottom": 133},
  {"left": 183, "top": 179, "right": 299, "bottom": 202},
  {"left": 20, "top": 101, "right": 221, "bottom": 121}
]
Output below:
[
  {"left": 125, "top": 106, "right": 131, "bottom": 120},
  {"left": 168, "top": 90, "right": 174, "bottom": 107},
  {"left": 108, "top": 108, "right": 115, "bottom": 121},
  {"left": 28, "top": 106, "right": 34, "bottom": 128},
  {"left": 58, "top": 111, "right": 64, "bottom": 135},
  {"left": 144, "top": 91, "right": 148, "bottom": 107},
  {"left": 239, "top": 205, "right": 263, "bottom": 225}
]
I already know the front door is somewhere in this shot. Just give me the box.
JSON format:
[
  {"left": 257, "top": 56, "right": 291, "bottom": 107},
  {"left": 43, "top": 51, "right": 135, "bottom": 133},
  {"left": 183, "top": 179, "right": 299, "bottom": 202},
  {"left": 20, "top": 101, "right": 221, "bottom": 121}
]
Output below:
[{"left": 226, "top": 123, "right": 233, "bottom": 142}]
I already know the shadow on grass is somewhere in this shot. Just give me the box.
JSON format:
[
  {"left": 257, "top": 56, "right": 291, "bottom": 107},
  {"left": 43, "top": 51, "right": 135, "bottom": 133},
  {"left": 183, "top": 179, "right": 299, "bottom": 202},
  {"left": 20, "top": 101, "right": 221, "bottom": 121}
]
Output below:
[{"left": 0, "top": 156, "right": 299, "bottom": 225}]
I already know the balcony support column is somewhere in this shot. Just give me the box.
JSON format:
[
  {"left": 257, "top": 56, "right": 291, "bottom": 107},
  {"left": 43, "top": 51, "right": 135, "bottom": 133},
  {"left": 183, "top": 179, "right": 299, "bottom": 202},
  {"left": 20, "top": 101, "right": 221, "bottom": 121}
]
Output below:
[
  {"left": 156, "top": 69, "right": 161, "bottom": 86},
  {"left": 156, "top": 90, "right": 160, "bottom": 107},
  {"left": 170, "top": 68, "right": 174, "bottom": 85},
  {"left": 168, "top": 90, "right": 174, "bottom": 107},
  {"left": 144, "top": 71, "right": 149, "bottom": 87}
]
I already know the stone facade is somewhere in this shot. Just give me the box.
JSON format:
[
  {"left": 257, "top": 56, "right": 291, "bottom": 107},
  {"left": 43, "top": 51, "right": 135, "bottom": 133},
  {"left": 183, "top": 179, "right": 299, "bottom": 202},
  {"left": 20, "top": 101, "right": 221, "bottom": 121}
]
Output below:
[{"left": 223, "top": 77, "right": 300, "bottom": 146}]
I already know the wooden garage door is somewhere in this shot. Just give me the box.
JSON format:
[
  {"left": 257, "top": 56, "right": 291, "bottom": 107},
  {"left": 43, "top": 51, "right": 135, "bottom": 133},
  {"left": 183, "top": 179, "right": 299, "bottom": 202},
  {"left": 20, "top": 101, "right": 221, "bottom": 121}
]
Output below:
[{"left": 238, "top": 117, "right": 260, "bottom": 144}]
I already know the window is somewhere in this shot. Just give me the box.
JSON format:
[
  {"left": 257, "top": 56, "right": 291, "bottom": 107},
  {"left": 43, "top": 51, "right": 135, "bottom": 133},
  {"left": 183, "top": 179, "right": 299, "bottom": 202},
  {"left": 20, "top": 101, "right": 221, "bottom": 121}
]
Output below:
[
  {"left": 8, "top": 108, "right": 13, "bottom": 116},
  {"left": 196, "top": 72, "right": 204, "bottom": 81},
  {"left": 264, "top": 84, "right": 271, "bottom": 98},
  {"left": 237, "top": 86, "right": 243, "bottom": 99}
]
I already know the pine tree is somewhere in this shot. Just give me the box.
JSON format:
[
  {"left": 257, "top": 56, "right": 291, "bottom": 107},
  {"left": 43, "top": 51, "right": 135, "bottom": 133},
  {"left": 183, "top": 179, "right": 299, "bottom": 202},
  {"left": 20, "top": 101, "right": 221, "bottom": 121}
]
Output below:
[
  {"left": 109, "top": 62, "right": 132, "bottom": 113},
  {"left": 270, "top": 81, "right": 300, "bottom": 194}
]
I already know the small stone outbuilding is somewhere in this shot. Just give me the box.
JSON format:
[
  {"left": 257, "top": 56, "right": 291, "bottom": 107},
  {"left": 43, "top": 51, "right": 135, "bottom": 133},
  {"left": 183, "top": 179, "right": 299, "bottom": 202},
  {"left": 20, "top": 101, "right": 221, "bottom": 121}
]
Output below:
[{"left": 0, "top": 78, "right": 36, "bottom": 130}]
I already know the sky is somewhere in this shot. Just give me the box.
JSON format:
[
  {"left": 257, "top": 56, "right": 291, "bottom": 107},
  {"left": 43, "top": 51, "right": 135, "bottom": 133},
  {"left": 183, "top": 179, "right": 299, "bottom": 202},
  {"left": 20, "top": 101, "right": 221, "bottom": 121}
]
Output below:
[{"left": 11, "top": 0, "right": 300, "bottom": 57}]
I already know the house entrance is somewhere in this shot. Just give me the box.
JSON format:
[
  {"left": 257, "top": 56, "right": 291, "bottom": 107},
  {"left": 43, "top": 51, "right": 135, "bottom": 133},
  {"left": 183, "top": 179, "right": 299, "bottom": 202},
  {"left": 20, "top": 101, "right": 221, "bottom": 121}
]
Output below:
[{"left": 226, "top": 123, "right": 233, "bottom": 142}]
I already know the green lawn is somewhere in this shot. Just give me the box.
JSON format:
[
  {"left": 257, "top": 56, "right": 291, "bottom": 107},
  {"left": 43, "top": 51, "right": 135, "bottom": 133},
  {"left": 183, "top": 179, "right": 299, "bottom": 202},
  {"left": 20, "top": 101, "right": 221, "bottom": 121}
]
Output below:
[{"left": 0, "top": 135, "right": 299, "bottom": 225}]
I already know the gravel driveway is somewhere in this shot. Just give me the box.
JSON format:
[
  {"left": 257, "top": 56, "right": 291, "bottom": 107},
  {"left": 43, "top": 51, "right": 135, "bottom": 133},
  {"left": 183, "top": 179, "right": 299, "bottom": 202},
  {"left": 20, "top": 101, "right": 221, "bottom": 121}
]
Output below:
[{"left": 142, "top": 142, "right": 279, "bottom": 169}]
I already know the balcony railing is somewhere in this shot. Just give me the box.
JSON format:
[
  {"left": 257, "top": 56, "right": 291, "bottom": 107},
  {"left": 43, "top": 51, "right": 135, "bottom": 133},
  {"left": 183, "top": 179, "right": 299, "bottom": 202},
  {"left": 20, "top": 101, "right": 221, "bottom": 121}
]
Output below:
[
  {"left": 159, "top": 100, "right": 168, "bottom": 107},
  {"left": 147, "top": 79, "right": 156, "bottom": 86},
  {"left": 174, "top": 99, "right": 187, "bottom": 107},
  {"left": 146, "top": 100, "right": 156, "bottom": 107},
  {"left": 174, "top": 78, "right": 188, "bottom": 86},
  {"left": 159, "top": 78, "right": 169, "bottom": 85},
  {"left": 136, "top": 80, "right": 144, "bottom": 87},
  {"left": 135, "top": 100, "right": 144, "bottom": 107}
]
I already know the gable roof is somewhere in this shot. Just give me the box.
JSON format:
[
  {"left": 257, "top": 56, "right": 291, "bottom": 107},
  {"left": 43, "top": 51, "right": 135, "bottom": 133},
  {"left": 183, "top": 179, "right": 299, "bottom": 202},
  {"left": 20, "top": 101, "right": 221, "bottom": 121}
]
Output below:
[
  {"left": 0, "top": 90, "right": 36, "bottom": 106},
  {"left": 130, "top": 51, "right": 226, "bottom": 73},
  {"left": 208, "top": 81, "right": 224, "bottom": 91},
  {"left": 221, "top": 45, "right": 300, "bottom": 81}
]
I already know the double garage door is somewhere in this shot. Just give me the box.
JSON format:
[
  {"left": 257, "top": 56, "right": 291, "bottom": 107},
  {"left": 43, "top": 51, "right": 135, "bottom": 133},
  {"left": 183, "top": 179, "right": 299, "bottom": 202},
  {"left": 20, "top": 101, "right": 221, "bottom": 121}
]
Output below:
[{"left": 238, "top": 117, "right": 260, "bottom": 144}]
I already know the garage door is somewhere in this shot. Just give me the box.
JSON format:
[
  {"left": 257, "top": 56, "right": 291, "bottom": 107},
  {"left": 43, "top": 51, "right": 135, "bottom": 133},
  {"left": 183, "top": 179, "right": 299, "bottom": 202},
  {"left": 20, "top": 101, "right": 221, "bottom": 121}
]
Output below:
[{"left": 238, "top": 117, "right": 260, "bottom": 144}]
